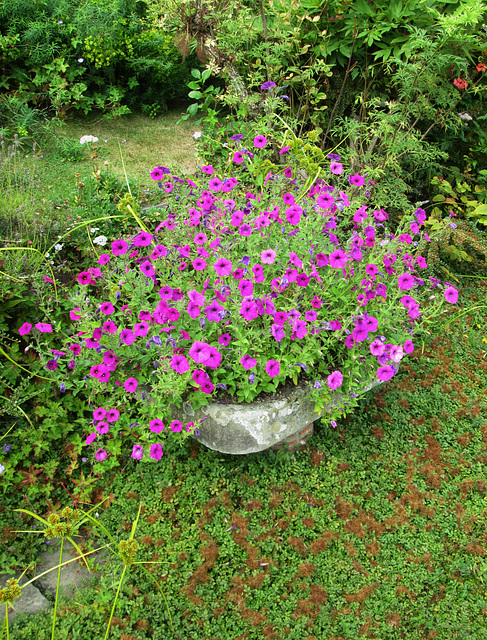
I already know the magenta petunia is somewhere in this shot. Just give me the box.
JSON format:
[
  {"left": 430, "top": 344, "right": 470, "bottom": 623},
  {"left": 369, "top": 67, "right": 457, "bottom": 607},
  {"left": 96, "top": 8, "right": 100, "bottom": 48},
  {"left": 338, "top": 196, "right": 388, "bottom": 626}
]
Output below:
[
  {"left": 140, "top": 261, "right": 155, "bottom": 277},
  {"left": 327, "top": 370, "right": 343, "bottom": 390},
  {"left": 201, "top": 165, "right": 214, "bottom": 175},
  {"left": 111, "top": 239, "right": 128, "bottom": 256},
  {"left": 106, "top": 409, "right": 120, "bottom": 422},
  {"left": 132, "top": 444, "right": 144, "bottom": 460},
  {"left": 36, "top": 322, "right": 53, "bottom": 333},
  {"left": 150, "top": 443, "right": 163, "bottom": 460},
  {"left": 208, "top": 177, "right": 223, "bottom": 192},
  {"left": 370, "top": 339, "right": 385, "bottom": 356},
  {"left": 214, "top": 258, "right": 233, "bottom": 276},
  {"left": 296, "top": 273, "right": 310, "bottom": 287},
  {"left": 133, "top": 321, "right": 149, "bottom": 337},
  {"left": 19, "top": 322, "right": 32, "bottom": 336},
  {"left": 285, "top": 205, "right": 302, "bottom": 225},
  {"left": 77, "top": 271, "right": 92, "bottom": 286},
  {"left": 238, "top": 223, "right": 252, "bottom": 236},
  {"left": 100, "top": 302, "right": 114, "bottom": 315},
  {"left": 189, "top": 341, "right": 211, "bottom": 364},
  {"left": 240, "top": 299, "right": 258, "bottom": 321},
  {"left": 96, "top": 421, "right": 109, "bottom": 435},
  {"left": 349, "top": 174, "right": 365, "bottom": 186},
  {"left": 150, "top": 166, "right": 164, "bottom": 180},
  {"left": 95, "top": 449, "right": 107, "bottom": 461},
  {"left": 403, "top": 340, "right": 414, "bottom": 354},
  {"left": 134, "top": 231, "right": 153, "bottom": 247},
  {"left": 120, "top": 329, "right": 135, "bottom": 345},
  {"left": 69, "top": 343, "right": 81, "bottom": 355},
  {"left": 170, "top": 354, "right": 190, "bottom": 374},
  {"left": 219, "top": 333, "right": 231, "bottom": 346},
  {"left": 46, "top": 359, "right": 57, "bottom": 370},
  {"left": 70, "top": 308, "right": 82, "bottom": 321},
  {"left": 170, "top": 420, "right": 183, "bottom": 433},
  {"left": 377, "top": 365, "right": 395, "bottom": 382},
  {"left": 329, "top": 249, "right": 347, "bottom": 269},
  {"left": 103, "top": 320, "right": 117, "bottom": 334},
  {"left": 192, "top": 257, "right": 207, "bottom": 271},
  {"left": 316, "top": 193, "right": 335, "bottom": 210},
  {"left": 233, "top": 151, "right": 244, "bottom": 163},
  {"left": 202, "top": 346, "right": 222, "bottom": 369},
  {"left": 266, "top": 360, "right": 280, "bottom": 378},
  {"left": 330, "top": 162, "right": 343, "bottom": 175},
  {"left": 254, "top": 135, "right": 267, "bottom": 148},
  {"left": 240, "top": 354, "right": 257, "bottom": 370},
  {"left": 201, "top": 379, "right": 215, "bottom": 394},
  {"left": 283, "top": 192, "right": 295, "bottom": 205},
  {"left": 238, "top": 279, "right": 253, "bottom": 297},
  {"left": 93, "top": 407, "right": 106, "bottom": 421},
  {"left": 194, "top": 233, "right": 207, "bottom": 245},
  {"left": 124, "top": 377, "right": 138, "bottom": 392},
  {"left": 86, "top": 432, "right": 97, "bottom": 445},
  {"left": 444, "top": 286, "right": 458, "bottom": 304},
  {"left": 397, "top": 273, "right": 415, "bottom": 291},
  {"left": 261, "top": 249, "right": 276, "bottom": 264},
  {"left": 149, "top": 419, "right": 164, "bottom": 433}
]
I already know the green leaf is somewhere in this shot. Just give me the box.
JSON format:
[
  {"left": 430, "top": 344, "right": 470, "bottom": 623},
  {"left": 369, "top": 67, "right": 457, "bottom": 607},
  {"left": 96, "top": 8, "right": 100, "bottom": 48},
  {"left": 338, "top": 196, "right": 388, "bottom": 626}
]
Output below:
[
  {"left": 201, "top": 68, "right": 211, "bottom": 82},
  {"left": 191, "top": 69, "right": 201, "bottom": 79},
  {"left": 187, "top": 103, "right": 199, "bottom": 116},
  {"left": 188, "top": 90, "right": 203, "bottom": 99}
]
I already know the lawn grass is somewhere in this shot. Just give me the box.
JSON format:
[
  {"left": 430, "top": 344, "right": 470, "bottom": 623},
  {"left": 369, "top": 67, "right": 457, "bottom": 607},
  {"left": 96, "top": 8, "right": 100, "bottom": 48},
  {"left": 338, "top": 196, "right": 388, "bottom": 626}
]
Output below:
[
  {"left": 3, "top": 280, "right": 487, "bottom": 640},
  {"left": 0, "top": 110, "right": 200, "bottom": 275}
]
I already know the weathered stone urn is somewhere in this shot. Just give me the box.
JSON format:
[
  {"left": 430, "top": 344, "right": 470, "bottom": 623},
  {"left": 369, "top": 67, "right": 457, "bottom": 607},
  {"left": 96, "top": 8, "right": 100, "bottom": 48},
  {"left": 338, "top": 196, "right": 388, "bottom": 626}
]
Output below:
[{"left": 169, "top": 373, "right": 386, "bottom": 455}]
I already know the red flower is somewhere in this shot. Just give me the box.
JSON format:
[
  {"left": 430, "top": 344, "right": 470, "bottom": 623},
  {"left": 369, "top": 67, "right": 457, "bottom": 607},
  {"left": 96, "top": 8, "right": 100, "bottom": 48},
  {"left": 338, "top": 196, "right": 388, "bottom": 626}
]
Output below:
[
  {"left": 477, "top": 63, "right": 486, "bottom": 72},
  {"left": 453, "top": 77, "right": 468, "bottom": 90}
]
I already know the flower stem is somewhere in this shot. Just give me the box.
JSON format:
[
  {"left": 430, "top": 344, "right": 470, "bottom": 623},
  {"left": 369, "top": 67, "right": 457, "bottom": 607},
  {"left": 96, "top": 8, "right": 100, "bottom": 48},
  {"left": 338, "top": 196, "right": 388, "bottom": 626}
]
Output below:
[
  {"left": 51, "top": 538, "right": 63, "bottom": 640},
  {"left": 103, "top": 565, "right": 127, "bottom": 640}
]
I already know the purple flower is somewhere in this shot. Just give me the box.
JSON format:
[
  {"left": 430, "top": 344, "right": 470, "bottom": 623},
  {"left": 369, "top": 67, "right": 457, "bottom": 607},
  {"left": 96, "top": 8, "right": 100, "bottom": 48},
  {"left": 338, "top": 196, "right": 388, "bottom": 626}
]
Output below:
[
  {"left": 150, "top": 444, "right": 163, "bottom": 460},
  {"left": 170, "top": 354, "right": 190, "bottom": 373},
  {"left": 261, "top": 81, "right": 276, "bottom": 90},
  {"left": 132, "top": 445, "right": 144, "bottom": 460},
  {"left": 327, "top": 370, "right": 343, "bottom": 390},
  {"left": 214, "top": 258, "right": 233, "bottom": 276},
  {"left": 240, "top": 355, "right": 257, "bottom": 370},
  {"left": 189, "top": 341, "right": 211, "bottom": 364},
  {"left": 95, "top": 449, "right": 107, "bottom": 462},
  {"left": 398, "top": 273, "right": 415, "bottom": 291},
  {"left": 329, "top": 249, "right": 347, "bottom": 269},
  {"left": 266, "top": 360, "right": 280, "bottom": 378},
  {"left": 240, "top": 299, "right": 258, "bottom": 321},
  {"left": 254, "top": 135, "right": 267, "bottom": 149},
  {"left": 444, "top": 286, "right": 458, "bottom": 304},
  {"left": 18, "top": 322, "right": 32, "bottom": 336},
  {"left": 377, "top": 365, "right": 395, "bottom": 382}
]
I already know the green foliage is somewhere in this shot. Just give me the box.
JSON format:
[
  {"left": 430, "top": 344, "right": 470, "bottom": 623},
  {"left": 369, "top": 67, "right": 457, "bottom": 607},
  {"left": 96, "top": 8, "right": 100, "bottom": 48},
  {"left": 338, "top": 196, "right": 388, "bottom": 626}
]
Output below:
[{"left": 0, "top": 0, "right": 193, "bottom": 125}]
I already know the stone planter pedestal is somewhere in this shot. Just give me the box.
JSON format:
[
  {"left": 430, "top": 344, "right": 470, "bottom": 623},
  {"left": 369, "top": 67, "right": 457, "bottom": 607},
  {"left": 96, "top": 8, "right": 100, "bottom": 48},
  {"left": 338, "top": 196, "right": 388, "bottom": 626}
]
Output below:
[{"left": 172, "top": 373, "right": 385, "bottom": 455}]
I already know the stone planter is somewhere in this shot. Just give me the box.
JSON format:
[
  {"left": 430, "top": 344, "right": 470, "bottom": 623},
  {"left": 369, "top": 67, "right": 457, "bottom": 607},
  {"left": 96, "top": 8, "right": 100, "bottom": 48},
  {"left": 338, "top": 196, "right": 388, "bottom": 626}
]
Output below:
[{"left": 170, "top": 373, "right": 386, "bottom": 455}]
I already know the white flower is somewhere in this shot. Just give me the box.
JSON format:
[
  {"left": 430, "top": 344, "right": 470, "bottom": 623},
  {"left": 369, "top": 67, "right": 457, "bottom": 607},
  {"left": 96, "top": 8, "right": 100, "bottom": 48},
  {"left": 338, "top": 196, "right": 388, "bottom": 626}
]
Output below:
[
  {"left": 192, "top": 131, "right": 202, "bottom": 140},
  {"left": 93, "top": 235, "right": 107, "bottom": 246},
  {"left": 78, "top": 58, "right": 84, "bottom": 63},
  {"left": 90, "top": 227, "right": 100, "bottom": 233},
  {"left": 80, "top": 135, "right": 99, "bottom": 144},
  {"left": 54, "top": 243, "right": 63, "bottom": 251},
  {"left": 458, "top": 112, "right": 473, "bottom": 121},
  {"left": 45, "top": 252, "right": 50, "bottom": 258}
]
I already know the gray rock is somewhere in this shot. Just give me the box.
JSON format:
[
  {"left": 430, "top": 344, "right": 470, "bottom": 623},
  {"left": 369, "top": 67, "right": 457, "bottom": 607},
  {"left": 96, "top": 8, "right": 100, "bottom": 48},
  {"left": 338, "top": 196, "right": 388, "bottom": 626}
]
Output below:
[
  {"left": 34, "top": 538, "right": 98, "bottom": 600},
  {"left": 0, "top": 571, "right": 50, "bottom": 622}
]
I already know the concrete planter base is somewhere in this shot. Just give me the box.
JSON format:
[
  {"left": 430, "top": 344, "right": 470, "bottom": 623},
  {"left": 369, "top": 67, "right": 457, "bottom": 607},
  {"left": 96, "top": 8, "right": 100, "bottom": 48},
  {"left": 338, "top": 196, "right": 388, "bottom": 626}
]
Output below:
[{"left": 172, "top": 373, "right": 385, "bottom": 455}]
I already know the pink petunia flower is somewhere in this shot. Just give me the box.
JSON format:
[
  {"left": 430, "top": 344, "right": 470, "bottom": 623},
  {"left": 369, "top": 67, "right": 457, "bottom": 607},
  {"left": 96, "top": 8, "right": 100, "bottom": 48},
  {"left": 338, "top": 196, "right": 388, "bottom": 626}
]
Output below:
[
  {"left": 18, "top": 322, "right": 32, "bottom": 336},
  {"left": 95, "top": 449, "right": 107, "bottom": 461},
  {"left": 150, "top": 419, "right": 164, "bottom": 433},
  {"left": 266, "top": 360, "right": 280, "bottom": 378},
  {"left": 150, "top": 443, "right": 163, "bottom": 460},
  {"left": 327, "top": 370, "right": 343, "bottom": 390}
]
